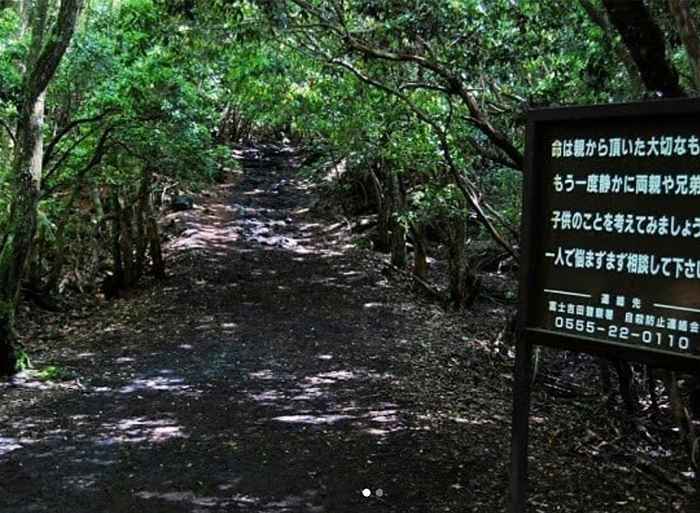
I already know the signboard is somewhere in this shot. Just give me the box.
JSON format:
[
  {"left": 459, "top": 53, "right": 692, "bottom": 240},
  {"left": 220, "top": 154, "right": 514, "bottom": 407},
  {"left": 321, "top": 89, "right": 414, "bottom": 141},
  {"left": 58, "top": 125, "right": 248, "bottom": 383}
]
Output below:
[{"left": 520, "top": 98, "right": 700, "bottom": 371}]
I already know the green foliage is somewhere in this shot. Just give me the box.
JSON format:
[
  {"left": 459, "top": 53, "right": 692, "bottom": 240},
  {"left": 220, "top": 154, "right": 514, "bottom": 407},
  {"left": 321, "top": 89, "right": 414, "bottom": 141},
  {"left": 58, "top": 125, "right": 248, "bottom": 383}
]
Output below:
[
  {"left": 36, "top": 364, "right": 75, "bottom": 381},
  {"left": 15, "top": 348, "right": 30, "bottom": 371},
  {"left": 47, "top": 0, "right": 230, "bottom": 190},
  {"left": 0, "top": 7, "right": 23, "bottom": 107},
  {"left": 0, "top": 0, "right": 695, "bottom": 300},
  {"left": 253, "top": 0, "right": 676, "bottom": 252}
]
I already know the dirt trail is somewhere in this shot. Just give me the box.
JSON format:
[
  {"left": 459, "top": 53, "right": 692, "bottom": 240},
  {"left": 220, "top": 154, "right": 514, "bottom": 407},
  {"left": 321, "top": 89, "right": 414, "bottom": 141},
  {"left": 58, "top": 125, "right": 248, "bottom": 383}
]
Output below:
[{"left": 0, "top": 146, "right": 681, "bottom": 513}]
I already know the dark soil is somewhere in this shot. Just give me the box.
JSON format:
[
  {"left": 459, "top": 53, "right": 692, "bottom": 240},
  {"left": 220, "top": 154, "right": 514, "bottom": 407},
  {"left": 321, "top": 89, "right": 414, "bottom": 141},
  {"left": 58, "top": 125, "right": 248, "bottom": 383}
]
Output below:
[{"left": 0, "top": 146, "right": 691, "bottom": 512}]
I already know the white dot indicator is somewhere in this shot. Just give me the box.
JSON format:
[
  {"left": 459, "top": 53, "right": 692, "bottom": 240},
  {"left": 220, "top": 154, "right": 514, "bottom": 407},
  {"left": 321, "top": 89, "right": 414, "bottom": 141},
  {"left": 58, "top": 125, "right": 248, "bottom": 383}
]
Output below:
[
  {"left": 362, "top": 489, "right": 371, "bottom": 497},
  {"left": 376, "top": 489, "right": 384, "bottom": 497}
]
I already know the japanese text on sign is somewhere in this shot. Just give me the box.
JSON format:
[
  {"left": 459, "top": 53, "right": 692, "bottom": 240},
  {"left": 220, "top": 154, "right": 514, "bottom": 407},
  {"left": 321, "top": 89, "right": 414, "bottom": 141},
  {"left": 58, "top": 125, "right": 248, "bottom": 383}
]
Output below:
[{"left": 523, "top": 101, "right": 700, "bottom": 365}]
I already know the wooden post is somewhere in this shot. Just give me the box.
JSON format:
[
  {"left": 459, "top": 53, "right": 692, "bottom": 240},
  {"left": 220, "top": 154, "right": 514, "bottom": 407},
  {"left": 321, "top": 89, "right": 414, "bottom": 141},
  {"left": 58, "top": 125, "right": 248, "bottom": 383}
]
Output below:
[{"left": 510, "top": 334, "right": 532, "bottom": 513}]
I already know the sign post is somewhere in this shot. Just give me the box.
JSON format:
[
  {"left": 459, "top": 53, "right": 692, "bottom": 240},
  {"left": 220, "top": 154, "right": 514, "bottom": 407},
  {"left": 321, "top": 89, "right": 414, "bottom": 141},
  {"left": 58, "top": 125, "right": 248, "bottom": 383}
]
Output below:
[
  {"left": 509, "top": 334, "right": 531, "bottom": 513},
  {"left": 511, "top": 98, "right": 700, "bottom": 512}
]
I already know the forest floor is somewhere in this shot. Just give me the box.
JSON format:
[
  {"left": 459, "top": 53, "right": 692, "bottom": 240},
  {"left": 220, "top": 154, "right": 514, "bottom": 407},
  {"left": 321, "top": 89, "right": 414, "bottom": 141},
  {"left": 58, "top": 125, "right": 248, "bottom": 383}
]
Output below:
[{"left": 0, "top": 146, "right": 692, "bottom": 513}]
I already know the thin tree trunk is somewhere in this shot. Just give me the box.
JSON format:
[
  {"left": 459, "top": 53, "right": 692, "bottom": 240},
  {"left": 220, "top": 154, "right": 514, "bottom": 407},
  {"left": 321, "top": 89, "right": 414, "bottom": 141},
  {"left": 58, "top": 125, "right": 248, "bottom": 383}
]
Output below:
[
  {"left": 45, "top": 180, "right": 83, "bottom": 293},
  {"left": 369, "top": 166, "right": 390, "bottom": 253},
  {"left": 141, "top": 167, "right": 165, "bottom": 279},
  {"left": 389, "top": 172, "right": 407, "bottom": 269},
  {"left": 602, "top": 0, "right": 684, "bottom": 97},
  {"left": 613, "top": 359, "right": 639, "bottom": 416},
  {"left": 598, "top": 357, "right": 615, "bottom": 409},
  {"left": 91, "top": 183, "right": 104, "bottom": 220},
  {"left": 118, "top": 196, "right": 135, "bottom": 287},
  {"left": 0, "top": 91, "right": 44, "bottom": 375},
  {"left": 667, "top": 0, "right": 700, "bottom": 89},
  {"left": 578, "top": 0, "right": 644, "bottom": 95},
  {"left": 26, "top": 244, "right": 42, "bottom": 292},
  {"left": 663, "top": 371, "right": 696, "bottom": 463},
  {"left": 88, "top": 183, "right": 104, "bottom": 289},
  {"left": 27, "top": 209, "right": 48, "bottom": 292},
  {"left": 216, "top": 103, "right": 231, "bottom": 144},
  {"left": 447, "top": 208, "right": 468, "bottom": 306},
  {"left": 133, "top": 170, "right": 150, "bottom": 281},
  {"left": 411, "top": 223, "right": 429, "bottom": 280},
  {"left": 146, "top": 201, "right": 165, "bottom": 279},
  {"left": 0, "top": 0, "right": 83, "bottom": 375},
  {"left": 109, "top": 189, "right": 124, "bottom": 296}
]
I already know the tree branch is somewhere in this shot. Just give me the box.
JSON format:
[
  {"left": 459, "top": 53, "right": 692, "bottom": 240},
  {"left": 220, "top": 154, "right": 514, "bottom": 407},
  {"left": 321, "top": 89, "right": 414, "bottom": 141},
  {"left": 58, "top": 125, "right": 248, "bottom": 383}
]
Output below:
[
  {"left": 602, "top": 0, "right": 685, "bottom": 97},
  {"left": 43, "top": 108, "right": 118, "bottom": 166},
  {"left": 41, "top": 125, "right": 114, "bottom": 199},
  {"left": 667, "top": 0, "right": 700, "bottom": 90},
  {"left": 287, "top": 0, "right": 523, "bottom": 169},
  {"left": 28, "top": 0, "right": 84, "bottom": 102},
  {"left": 578, "top": 0, "right": 644, "bottom": 95},
  {"left": 347, "top": 38, "right": 523, "bottom": 169},
  {"left": 330, "top": 58, "right": 517, "bottom": 258},
  {"left": 0, "top": 119, "right": 16, "bottom": 146}
]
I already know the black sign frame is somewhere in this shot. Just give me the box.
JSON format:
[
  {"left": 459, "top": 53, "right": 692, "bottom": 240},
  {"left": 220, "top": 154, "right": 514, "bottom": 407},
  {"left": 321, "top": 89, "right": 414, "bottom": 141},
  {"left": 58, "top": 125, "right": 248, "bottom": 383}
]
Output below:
[
  {"left": 520, "top": 97, "right": 700, "bottom": 373},
  {"left": 510, "top": 97, "right": 700, "bottom": 513}
]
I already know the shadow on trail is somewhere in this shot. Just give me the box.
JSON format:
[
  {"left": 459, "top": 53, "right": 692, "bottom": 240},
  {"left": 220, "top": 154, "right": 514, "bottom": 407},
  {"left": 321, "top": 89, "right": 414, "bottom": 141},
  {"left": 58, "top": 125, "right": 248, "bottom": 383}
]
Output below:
[{"left": 0, "top": 144, "right": 502, "bottom": 513}]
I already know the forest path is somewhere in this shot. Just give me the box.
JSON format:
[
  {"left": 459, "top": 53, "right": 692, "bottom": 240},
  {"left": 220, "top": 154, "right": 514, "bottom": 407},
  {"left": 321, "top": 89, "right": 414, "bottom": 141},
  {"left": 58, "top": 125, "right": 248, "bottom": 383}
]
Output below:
[
  {"left": 0, "top": 145, "right": 511, "bottom": 513},
  {"left": 0, "top": 147, "right": 672, "bottom": 513}
]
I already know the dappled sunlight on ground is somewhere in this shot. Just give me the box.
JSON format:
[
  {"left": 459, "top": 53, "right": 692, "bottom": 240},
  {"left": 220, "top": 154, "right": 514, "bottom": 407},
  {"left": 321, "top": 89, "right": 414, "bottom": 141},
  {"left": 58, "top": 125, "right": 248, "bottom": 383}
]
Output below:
[
  {"left": 0, "top": 145, "right": 538, "bottom": 513},
  {"left": 136, "top": 488, "right": 328, "bottom": 513},
  {"left": 95, "top": 417, "right": 188, "bottom": 446},
  {"left": 241, "top": 365, "right": 406, "bottom": 436},
  {"left": 0, "top": 436, "right": 25, "bottom": 456},
  {"left": 91, "top": 372, "right": 197, "bottom": 396},
  {"left": 166, "top": 155, "right": 353, "bottom": 265},
  {"left": 272, "top": 413, "right": 355, "bottom": 425}
]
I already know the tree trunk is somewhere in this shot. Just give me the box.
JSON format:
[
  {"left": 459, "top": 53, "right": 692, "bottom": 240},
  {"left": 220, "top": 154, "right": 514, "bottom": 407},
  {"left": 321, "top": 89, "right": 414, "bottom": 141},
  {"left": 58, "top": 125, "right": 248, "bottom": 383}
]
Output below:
[
  {"left": 0, "top": 90, "right": 44, "bottom": 375},
  {"left": 109, "top": 189, "right": 124, "bottom": 296},
  {"left": 88, "top": 183, "right": 104, "bottom": 289},
  {"left": 369, "top": 166, "right": 390, "bottom": 253},
  {"left": 602, "top": 0, "right": 684, "bottom": 97},
  {"left": 389, "top": 172, "right": 407, "bottom": 269},
  {"left": 411, "top": 223, "right": 429, "bottom": 280},
  {"left": 141, "top": 167, "right": 165, "bottom": 279},
  {"left": 216, "top": 103, "right": 232, "bottom": 144},
  {"left": 578, "top": 0, "right": 644, "bottom": 96},
  {"left": 663, "top": 372, "right": 696, "bottom": 460},
  {"left": 91, "top": 183, "right": 104, "bottom": 220},
  {"left": 118, "top": 196, "right": 135, "bottom": 288},
  {"left": 45, "top": 180, "right": 83, "bottom": 293},
  {"left": 26, "top": 213, "right": 46, "bottom": 292},
  {"left": 133, "top": 170, "right": 150, "bottom": 282},
  {"left": 598, "top": 357, "right": 614, "bottom": 408},
  {"left": 147, "top": 210, "right": 165, "bottom": 279},
  {"left": 448, "top": 198, "right": 474, "bottom": 307},
  {"left": 0, "top": 0, "right": 84, "bottom": 375},
  {"left": 447, "top": 209, "right": 468, "bottom": 306},
  {"left": 667, "top": 0, "right": 700, "bottom": 90},
  {"left": 613, "top": 359, "right": 639, "bottom": 416}
]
